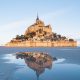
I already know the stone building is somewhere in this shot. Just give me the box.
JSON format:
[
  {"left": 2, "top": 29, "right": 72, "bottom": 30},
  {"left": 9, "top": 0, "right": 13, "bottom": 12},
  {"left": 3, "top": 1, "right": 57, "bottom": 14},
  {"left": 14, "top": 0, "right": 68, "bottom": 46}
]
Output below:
[{"left": 25, "top": 15, "right": 52, "bottom": 40}]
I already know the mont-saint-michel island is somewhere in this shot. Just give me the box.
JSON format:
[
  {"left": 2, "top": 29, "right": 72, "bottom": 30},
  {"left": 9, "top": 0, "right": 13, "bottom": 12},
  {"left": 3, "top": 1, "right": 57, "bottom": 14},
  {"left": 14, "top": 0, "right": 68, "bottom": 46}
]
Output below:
[
  {"left": 6, "top": 15, "right": 77, "bottom": 47},
  {"left": 1, "top": 1, "right": 80, "bottom": 80}
]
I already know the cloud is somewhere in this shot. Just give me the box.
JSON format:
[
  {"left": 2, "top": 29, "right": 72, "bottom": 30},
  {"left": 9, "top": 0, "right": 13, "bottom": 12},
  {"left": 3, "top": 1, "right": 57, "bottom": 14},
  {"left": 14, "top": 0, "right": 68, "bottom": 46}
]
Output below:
[
  {"left": 1, "top": 20, "right": 26, "bottom": 31},
  {"left": 0, "top": 19, "right": 33, "bottom": 45},
  {"left": 41, "top": 9, "right": 68, "bottom": 21}
]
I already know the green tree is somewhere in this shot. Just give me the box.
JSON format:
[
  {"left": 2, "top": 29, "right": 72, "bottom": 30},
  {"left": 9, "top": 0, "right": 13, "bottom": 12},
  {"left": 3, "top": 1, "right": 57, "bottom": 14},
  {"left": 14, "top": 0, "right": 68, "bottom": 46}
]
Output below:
[
  {"left": 16, "top": 35, "right": 20, "bottom": 39},
  {"left": 69, "top": 39, "right": 74, "bottom": 41}
]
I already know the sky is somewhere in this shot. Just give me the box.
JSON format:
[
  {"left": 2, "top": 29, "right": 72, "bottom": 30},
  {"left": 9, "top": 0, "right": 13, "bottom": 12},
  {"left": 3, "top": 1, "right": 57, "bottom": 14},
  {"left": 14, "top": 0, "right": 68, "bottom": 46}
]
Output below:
[{"left": 0, "top": 0, "right": 80, "bottom": 45}]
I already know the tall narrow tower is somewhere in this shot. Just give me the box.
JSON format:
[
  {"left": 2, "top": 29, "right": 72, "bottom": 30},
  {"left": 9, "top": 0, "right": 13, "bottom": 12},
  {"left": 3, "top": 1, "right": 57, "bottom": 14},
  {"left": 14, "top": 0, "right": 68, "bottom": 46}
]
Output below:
[{"left": 36, "top": 13, "right": 39, "bottom": 22}]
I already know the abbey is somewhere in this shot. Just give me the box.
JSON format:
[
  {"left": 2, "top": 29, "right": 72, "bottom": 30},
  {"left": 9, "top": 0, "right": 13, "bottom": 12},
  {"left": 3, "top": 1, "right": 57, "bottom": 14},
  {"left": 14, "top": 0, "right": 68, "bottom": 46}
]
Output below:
[
  {"left": 24, "top": 15, "right": 52, "bottom": 41},
  {"left": 6, "top": 15, "right": 77, "bottom": 47}
]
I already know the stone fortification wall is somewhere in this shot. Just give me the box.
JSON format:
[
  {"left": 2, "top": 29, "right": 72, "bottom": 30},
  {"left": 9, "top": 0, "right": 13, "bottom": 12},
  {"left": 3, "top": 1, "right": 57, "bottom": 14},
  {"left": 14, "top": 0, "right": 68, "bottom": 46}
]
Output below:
[{"left": 6, "top": 41, "right": 77, "bottom": 47}]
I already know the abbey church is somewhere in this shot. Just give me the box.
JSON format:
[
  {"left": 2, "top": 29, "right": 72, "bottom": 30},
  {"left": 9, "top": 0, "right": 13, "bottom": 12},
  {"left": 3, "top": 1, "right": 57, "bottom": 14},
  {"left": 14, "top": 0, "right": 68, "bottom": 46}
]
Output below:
[
  {"left": 6, "top": 15, "right": 77, "bottom": 47},
  {"left": 24, "top": 15, "right": 52, "bottom": 41}
]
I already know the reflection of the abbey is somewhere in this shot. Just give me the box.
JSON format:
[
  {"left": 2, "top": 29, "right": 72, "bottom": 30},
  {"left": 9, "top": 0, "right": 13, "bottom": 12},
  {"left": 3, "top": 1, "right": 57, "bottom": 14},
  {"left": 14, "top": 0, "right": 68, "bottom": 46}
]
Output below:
[{"left": 16, "top": 52, "right": 57, "bottom": 80}]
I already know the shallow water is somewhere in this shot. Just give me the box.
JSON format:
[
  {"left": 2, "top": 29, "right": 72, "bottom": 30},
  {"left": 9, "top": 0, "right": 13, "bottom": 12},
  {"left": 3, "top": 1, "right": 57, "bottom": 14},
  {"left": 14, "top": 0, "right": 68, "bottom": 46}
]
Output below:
[{"left": 0, "top": 47, "right": 80, "bottom": 80}]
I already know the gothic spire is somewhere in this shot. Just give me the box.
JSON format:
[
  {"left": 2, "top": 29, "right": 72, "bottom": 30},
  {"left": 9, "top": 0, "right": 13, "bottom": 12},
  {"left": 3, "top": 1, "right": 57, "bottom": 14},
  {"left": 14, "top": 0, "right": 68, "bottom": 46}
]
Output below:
[{"left": 36, "top": 13, "right": 39, "bottom": 21}]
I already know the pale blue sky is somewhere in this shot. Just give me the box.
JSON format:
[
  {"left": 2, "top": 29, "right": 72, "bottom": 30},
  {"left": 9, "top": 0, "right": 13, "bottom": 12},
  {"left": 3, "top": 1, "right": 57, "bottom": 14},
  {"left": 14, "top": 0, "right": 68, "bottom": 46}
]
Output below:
[{"left": 0, "top": 0, "right": 80, "bottom": 45}]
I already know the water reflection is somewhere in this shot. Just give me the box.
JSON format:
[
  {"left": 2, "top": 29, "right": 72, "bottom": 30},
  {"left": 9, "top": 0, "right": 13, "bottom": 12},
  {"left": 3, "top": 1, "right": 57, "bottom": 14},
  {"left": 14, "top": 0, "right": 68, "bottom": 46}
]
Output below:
[{"left": 16, "top": 52, "right": 57, "bottom": 80}]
